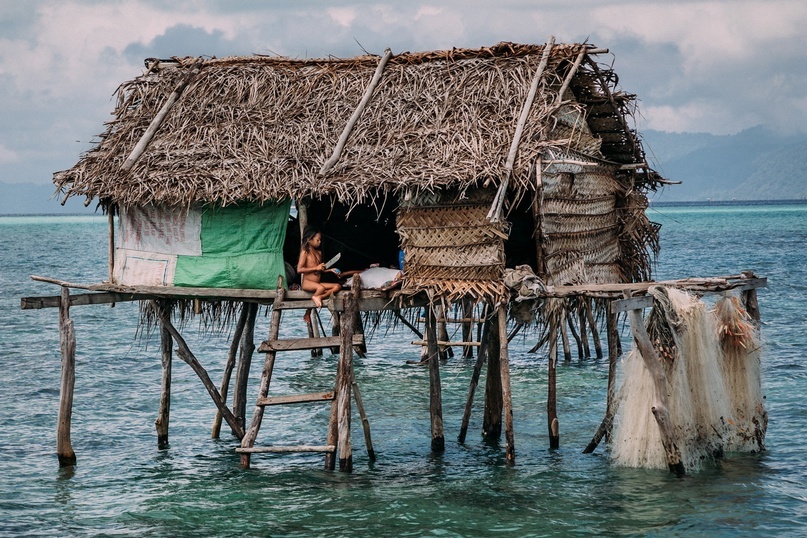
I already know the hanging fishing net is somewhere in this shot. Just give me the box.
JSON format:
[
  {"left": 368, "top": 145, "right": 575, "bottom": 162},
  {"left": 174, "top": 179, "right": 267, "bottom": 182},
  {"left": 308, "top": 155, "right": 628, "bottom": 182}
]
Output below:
[{"left": 610, "top": 286, "right": 766, "bottom": 471}]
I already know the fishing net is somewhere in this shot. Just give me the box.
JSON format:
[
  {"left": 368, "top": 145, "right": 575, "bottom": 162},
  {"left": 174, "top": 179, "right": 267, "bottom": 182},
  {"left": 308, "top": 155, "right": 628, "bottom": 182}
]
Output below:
[{"left": 610, "top": 287, "right": 766, "bottom": 471}]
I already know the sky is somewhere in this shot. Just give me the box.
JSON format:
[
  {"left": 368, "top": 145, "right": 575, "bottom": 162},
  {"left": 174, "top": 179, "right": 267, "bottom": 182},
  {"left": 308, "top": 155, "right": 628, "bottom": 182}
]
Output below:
[{"left": 2, "top": 0, "right": 806, "bottom": 187}]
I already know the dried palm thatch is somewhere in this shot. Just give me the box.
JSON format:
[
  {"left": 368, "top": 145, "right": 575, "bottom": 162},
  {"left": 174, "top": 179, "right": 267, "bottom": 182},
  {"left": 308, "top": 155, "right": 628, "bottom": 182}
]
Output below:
[{"left": 53, "top": 42, "right": 661, "bottom": 211}]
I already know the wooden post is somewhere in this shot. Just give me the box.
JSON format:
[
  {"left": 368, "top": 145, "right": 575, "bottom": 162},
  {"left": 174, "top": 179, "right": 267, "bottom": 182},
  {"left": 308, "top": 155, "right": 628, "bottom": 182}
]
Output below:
[
  {"left": 212, "top": 304, "right": 250, "bottom": 438},
  {"left": 625, "top": 292, "right": 685, "bottom": 475},
  {"left": 547, "top": 318, "right": 559, "bottom": 449},
  {"left": 155, "top": 300, "right": 172, "bottom": 449},
  {"left": 435, "top": 303, "right": 453, "bottom": 360},
  {"left": 351, "top": 362, "right": 375, "bottom": 461},
  {"left": 337, "top": 277, "right": 360, "bottom": 471},
  {"left": 578, "top": 308, "right": 590, "bottom": 359},
  {"left": 461, "top": 299, "right": 475, "bottom": 358},
  {"left": 532, "top": 156, "right": 546, "bottom": 276},
  {"left": 232, "top": 302, "right": 258, "bottom": 435},
  {"left": 560, "top": 310, "right": 572, "bottom": 363},
  {"left": 584, "top": 299, "right": 604, "bottom": 360},
  {"left": 497, "top": 305, "right": 515, "bottom": 463},
  {"left": 308, "top": 309, "right": 323, "bottom": 357},
  {"left": 741, "top": 270, "right": 761, "bottom": 327},
  {"left": 567, "top": 311, "right": 584, "bottom": 361},
  {"left": 458, "top": 319, "right": 491, "bottom": 443},
  {"left": 107, "top": 208, "right": 115, "bottom": 283},
  {"left": 57, "top": 286, "right": 77, "bottom": 467},
  {"left": 157, "top": 310, "right": 245, "bottom": 440},
  {"left": 425, "top": 304, "right": 445, "bottom": 451},
  {"left": 583, "top": 307, "right": 619, "bottom": 453},
  {"left": 483, "top": 312, "right": 503, "bottom": 439}
]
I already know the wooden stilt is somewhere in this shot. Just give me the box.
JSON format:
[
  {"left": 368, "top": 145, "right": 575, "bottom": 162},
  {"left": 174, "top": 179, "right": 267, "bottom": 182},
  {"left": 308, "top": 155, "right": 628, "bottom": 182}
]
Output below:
[
  {"left": 232, "top": 302, "right": 258, "bottom": 435},
  {"left": 625, "top": 293, "right": 685, "bottom": 475},
  {"left": 324, "top": 355, "right": 342, "bottom": 471},
  {"left": 351, "top": 362, "right": 375, "bottom": 461},
  {"left": 584, "top": 299, "right": 604, "bottom": 359},
  {"left": 435, "top": 303, "right": 453, "bottom": 361},
  {"left": 240, "top": 279, "right": 284, "bottom": 468},
  {"left": 212, "top": 304, "right": 249, "bottom": 439},
  {"left": 547, "top": 317, "right": 559, "bottom": 449},
  {"left": 353, "top": 309, "right": 367, "bottom": 358},
  {"left": 157, "top": 309, "right": 245, "bottom": 440},
  {"left": 155, "top": 300, "right": 172, "bottom": 449},
  {"left": 560, "top": 309, "right": 572, "bottom": 363},
  {"left": 497, "top": 305, "right": 515, "bottom": 463},
  {"left": 458, "top": 318, "right": 491, "bottom": 443},
  {"left": 461, "top": 299, "right": 474, "bottom": 358},
  {"left": 308, "top": 309, "right": 323, "bottom": 357},
  {"left": 583, "top": 308, "right": 619, "bottom": 453},
  {"left": 741, "top": 271, "right": 761, "bottom": 327},
  {"left": 425, "top": 304, "right": 445, "bottom": 451},
  {"left": 483, "top": 313, "right": 503, "bottom": 439},
  {"left": 567, "top": 311, "right": 584, "bottom": 361},
  {"left": 578, "top": 308, "right": 590, "bottom": 359},
  {"left": 57, "top": 286, "right": 77, "bottom": 467},
  {"left": 336, "top": 286, "right": 357, "bottom": 471}
]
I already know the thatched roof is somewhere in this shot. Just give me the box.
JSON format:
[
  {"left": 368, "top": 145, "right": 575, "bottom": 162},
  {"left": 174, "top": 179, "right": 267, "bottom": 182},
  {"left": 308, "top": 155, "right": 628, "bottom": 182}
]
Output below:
[{"left": 54, "top": 41, "right": 660, "bottom": 208}]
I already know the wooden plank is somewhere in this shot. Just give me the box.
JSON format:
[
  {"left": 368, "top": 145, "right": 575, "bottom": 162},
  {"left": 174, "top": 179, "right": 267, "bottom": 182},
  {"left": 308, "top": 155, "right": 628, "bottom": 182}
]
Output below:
[
  {"left": 257, "top": 392, "right": 334, "bottom": 406},
  {"left": 273, "top": 300, "right": 318, "bottom": 310},
  {"left": 235, "top": 445, "right": 336, "bottom": 454},
  {"left": 21, "top": 292, "right": 140, "bottom": 310},
  {"left": 258, "top": 335, "right": 364, "bottom": 353}
]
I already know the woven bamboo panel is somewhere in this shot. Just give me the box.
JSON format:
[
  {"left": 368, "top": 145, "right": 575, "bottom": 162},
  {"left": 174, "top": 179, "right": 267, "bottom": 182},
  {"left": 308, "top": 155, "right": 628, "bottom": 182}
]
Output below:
[
  {"left": 406, "top": 243, "right": 503, "bottom": 268},
  {"left": 397, "top": 194, "right": 505, "bottom": 302},
  {"left": 541, "top": 211, "right": 617, "bottom": 234},
  {"left": 402, "top": 264, "right": 503, "bottom": 281},
  {"left": 399, "top": 225, "right": 505, "bottom": 247},
  {"left": 585, "top": 263, "right": 624, "bottom": 284},
  {"left": 546, "top": 255, "right": 587, "bottom": 286},
  {"left": 397, "top": 204, "right": 491, "bottom": 229},
  {"left": 546, "top": 239, "right": 620, "bottom": 265},
  {"left": 544, "top": 225, "right": 618, "bottom": 254},
  {"left": 541, "top": 195, "right": 615, "bottom": 216},
  {"left": 543, "top": 171, "right": 620, "bottom": 198}
]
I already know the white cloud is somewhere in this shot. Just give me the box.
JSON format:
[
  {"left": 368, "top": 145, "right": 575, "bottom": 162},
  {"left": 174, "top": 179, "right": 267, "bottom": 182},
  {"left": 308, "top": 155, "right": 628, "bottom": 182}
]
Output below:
[{"left": 0, "top": 144, "right": 18, "bottom": 164}]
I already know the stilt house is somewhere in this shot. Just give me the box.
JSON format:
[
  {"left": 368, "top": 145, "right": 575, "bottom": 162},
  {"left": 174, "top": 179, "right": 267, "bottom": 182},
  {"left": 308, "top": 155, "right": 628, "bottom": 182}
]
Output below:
[{"left": 28, "top": 40, "right": 765, "bottom": 473}]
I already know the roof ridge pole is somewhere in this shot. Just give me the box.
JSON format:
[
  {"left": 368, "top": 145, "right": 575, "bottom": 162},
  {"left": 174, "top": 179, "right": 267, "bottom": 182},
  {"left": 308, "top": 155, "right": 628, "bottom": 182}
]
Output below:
[
  {"left": 487, "top": 36, "right": 555, "bottom": 222},
  {"left": 319, "top": 49, "right": 394, "bottom": 176},
  {"left": 120, "top": 57, "right": 205, "bottom": 173}
]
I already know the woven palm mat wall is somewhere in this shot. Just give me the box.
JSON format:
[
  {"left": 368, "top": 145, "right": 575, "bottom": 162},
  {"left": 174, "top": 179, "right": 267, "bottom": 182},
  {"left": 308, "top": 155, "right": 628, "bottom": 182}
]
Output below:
[{"left": 397, "top": 196, "right": 506, "bottom": 302}]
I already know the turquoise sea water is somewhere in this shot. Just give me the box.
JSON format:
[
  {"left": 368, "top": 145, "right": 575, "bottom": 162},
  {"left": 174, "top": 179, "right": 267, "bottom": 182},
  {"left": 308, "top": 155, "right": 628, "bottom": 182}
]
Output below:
[{"left": 1, "top": 203, "right": 806, "bottom": 536}]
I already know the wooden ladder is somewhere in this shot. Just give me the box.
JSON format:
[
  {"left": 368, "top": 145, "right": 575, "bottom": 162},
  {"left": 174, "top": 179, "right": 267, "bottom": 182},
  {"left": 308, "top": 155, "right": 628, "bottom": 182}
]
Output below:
[{"left": 237, "top": 277, "right": 373, "bottom": 471}]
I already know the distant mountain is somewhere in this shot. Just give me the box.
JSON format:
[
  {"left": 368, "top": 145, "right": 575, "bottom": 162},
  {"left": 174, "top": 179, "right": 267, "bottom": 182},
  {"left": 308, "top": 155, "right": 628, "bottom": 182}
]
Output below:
[
  {"left": 0, "top": 182, "right": 99, "bottom": 215},
  {"left": 641, "top": 126, "right": 807, "bottom": 201}
]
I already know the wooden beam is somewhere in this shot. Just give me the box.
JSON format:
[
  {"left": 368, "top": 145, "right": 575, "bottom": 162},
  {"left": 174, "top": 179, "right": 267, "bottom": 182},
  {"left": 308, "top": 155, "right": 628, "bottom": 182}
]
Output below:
[
  {"left": 498, "top": 305, "right": 516, "bottom": 463},
  {"left": 258, "top": 335, "right": 364, "bottom": 352},
  {"left": 120, "top": 59, "right": 203, "bottom": 172},
  {"left": 426, "top": 303, "right": 445, "bottom": 452},
  {"left": 155, "top": 300, "right": 172, "bottom": 449},
  {"left": 320, "top": 49, "right": 393, "bottom": 175}
]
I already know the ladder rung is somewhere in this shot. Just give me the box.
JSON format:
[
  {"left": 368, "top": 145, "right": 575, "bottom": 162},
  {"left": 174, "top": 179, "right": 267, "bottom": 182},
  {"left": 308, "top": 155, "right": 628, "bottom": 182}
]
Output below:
[
  {"left": 411, "top": 340, "right": 481, "bottom": 347},
  {"left": 273, "top": 300, "right": 318, "bottom": 310},
  {"left": 257, "top": 391, "right": 334, "bottom": 406},
  {"left": 258, "top": 334, "right": 364, "bottom": 352},
  {"left": 235, "top": 445, "right": 336, "bottom": 454}
]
